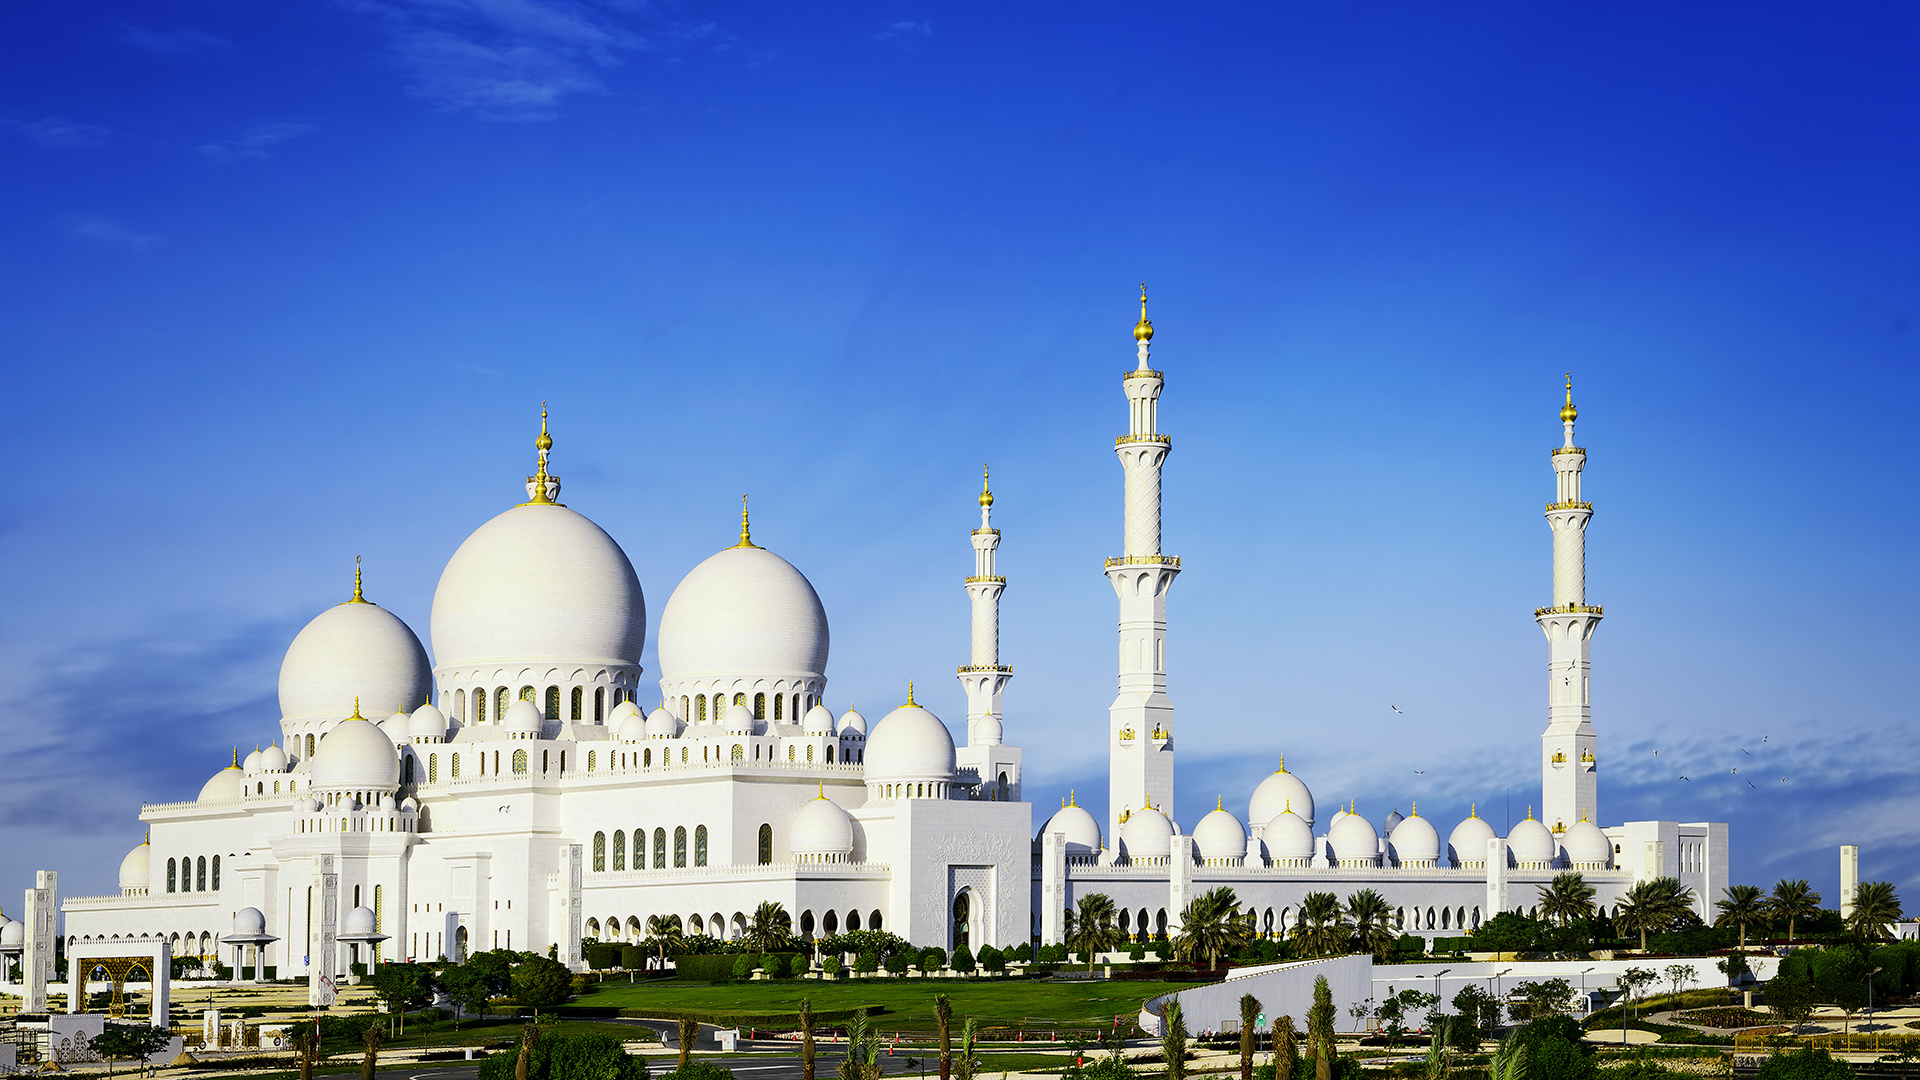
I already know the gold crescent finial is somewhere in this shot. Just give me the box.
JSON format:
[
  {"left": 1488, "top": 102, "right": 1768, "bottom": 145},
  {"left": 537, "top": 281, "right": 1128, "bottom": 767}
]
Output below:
[
  {"left": 232, "top": 747, "right": 239, "bottom": 767},
  {"left": 1411, "top": 801, "right": 1418, "bottom": 817},
  {"left": 1284, "top": 798, "right": 1291, "bottom": 813},
  {"left": 817, "top": 782, "right": 826, "bottom": 800},
  {"left": 1216, "top": 794, "right": 1223, "bottom": 811},
  {"left": 1133, "top": 282, "right": 1154, "bottom": 343},
  {"left": 349, "top": 555, "right": 367, "bottom": 603},
  {"left": 979, "top": 463, "right": 994, "bottom": 508},
  {"left": 1560, "top": 373, "right": 1578, "bottom": 424},
  {"left": 905, "top": 681, "right": 916, "bottom": 706},
  {"left": 526, "top": 403, "right": 556, "bottom": 504},
  {"left": 734, "top": 494, "right": 759, "bottom": 548},
  {"left": 350, "top": 695, "right": 364, "bottom": 720},
  {"left": 1069, "top": 789, "right": 1075, "bottom": 806},
  {"left": 1471, "top": 802, "right": 1477, "bottom": 818},
  {"left": 1277, "top": 755, "right": 1286, "bottom": 773}
]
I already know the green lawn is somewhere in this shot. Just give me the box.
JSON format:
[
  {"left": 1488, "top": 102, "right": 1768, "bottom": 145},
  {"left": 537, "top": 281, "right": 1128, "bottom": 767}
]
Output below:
[{"left": 576, "top": 979, "right": 1187, "bottom": 1034}]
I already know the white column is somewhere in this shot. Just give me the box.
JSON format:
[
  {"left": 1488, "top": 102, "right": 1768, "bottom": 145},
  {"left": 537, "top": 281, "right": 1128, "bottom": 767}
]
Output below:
[
  {"left": 1539, "top": 376, "right": 1601, "bottom": 836},
  {"left": 1040, "top": 833, "right": 1066, "bottom": 946},
  {"left": 23, "top": 871, "right": 54, "bottom": 1014},
  {"left": 1485, "top": 838, "right": 1508, "bottom": 917},
  {"left": 308, "top": 855, "right": 337, "bottom": 1007},
  {"left": 1168, "top": 836, "right": 1194, "bottom": 931},
  {"left": 1841, "top": 845, "right": 1860, "bottom": 919}
]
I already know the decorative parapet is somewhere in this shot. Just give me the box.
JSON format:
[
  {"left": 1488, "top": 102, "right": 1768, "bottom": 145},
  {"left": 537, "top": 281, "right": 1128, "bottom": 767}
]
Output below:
[
  {"left": 1545, "top": 501, "right": 1594, "bottom": 511},
  {"left": 1124, "top": 369, "right": 1164, "bottom": 381},
  {"left": 1105, "top": 554, "right": 1181, "bottom": 568},
  {"left": 957, "top": 664, "right": 1013, "bottom": 674},
  {"left": 1115, "top": 434, "right": 1172, "bottom": 447},
  {"left": 1552, "top": 447, "right": 1587, "bottom": 456},
  {"left": 1534, "top": 603, "right": 1604, "bottom": 617},
  {"left": 963, "top": 576, "right": 1007, "bottom": 584}
]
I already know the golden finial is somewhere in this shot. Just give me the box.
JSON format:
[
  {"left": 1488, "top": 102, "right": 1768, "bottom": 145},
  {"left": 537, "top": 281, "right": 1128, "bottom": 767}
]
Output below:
[
  {"left": 350, "top": 696, "right": 365, "bottom": 720},
  {"left": 1560, "top": 373, "right": 1578, "bottom": 424},
  {"left": 1284, "top": 798, "right": 1291, "bottom": 814},
  {"left": 905, "top": 681, "right": 917, "bottom": 707},
  {"left": 1471, "top": 802, "right": 1478, "bottom": 819},
  {"left": 1411, "top": 801, "right": 1418, "bottom": 817},
  {"left": 144, "top": 828, "right": 150, "bottom": 845},
  {"left": 817, "top": 782, "right": 827, "bottom": 800},
  {"left": 231, "top": 747, "right": 239, "bottom": 767},
  {"left": 526, "top": 402, "right": 557, "bottom": 505},
  {"left": 348, "top": 556, "right": 368, "bottom": 603},
  {"left": 1069, "top": 789, "right": 1076, "bottom": 807},
  {"left": 1527, "top": 804, "right": 1535, "bottom": 820},
  {"left": 978, "top": 463, "right": 994, "bottom": 508},
  {"left": 1133, "top": 282, "right": 1153, "bottom": 343},
  {"left": 1216, "top": 795, "right": 1223, "bottom": 811},
  {"left": 1277, "top": 755, "right": 1287, "bottom": 773},
  {"left": 1062, "top": 796, "right": 1067, "bottom": 808},
  {"left": 734, "top": 494, "right": 759, "bottom": 548},
  {"left": 1580, "top": 807, "right": 1589, "bottom": 823}
]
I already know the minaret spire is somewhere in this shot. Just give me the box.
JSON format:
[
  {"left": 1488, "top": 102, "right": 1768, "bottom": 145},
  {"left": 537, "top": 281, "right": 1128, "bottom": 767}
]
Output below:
[
  {"left": 1538, "top": 372, "right": 1601, "bottom": 835},
  {"left": 523, "top": 401, "right": 563, "bottom": 505},
  {"left": 1107, "top": 284, "right": 1179, "bottom": 841}
]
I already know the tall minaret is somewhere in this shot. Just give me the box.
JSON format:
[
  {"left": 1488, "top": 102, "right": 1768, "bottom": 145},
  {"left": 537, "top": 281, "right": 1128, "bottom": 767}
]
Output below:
[
  {"left": 1107, "top": 285, "right": 1179, "bottom": 840},
  {"left": 1538, "top": 374, "right": 1602, "bottom": 836},
  {"left": 956, "top": 467, "right": 1022, "bottom": 801}
]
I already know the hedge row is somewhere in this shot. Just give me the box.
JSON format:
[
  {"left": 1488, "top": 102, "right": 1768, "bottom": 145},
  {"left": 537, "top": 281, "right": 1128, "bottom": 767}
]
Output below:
[
  {"left": 672, "top": 952, "right": 806, "bottom": 982},
  {"left": 618, "top": 1005, "right": 882, "bottom": 1026}
]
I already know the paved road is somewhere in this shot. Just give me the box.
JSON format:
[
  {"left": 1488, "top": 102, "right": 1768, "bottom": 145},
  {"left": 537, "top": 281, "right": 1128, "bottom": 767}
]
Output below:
[{"left": 368, "top": 1023, "right": 930, "bottom": 1080}]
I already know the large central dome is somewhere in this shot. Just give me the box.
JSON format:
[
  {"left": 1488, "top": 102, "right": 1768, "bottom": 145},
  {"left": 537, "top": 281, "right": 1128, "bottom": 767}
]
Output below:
[
  {"left": 658, "top": 544, "right": 828, "bottom": 680},
  {"left": 431, "top": 502, "right": 646, "bottom": 670}
]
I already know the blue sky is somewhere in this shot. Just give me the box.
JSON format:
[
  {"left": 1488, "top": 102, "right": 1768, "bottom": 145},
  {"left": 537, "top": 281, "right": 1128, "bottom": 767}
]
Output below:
[{"left": 2, "top": 2, "right": 1915, "bottom": 909}]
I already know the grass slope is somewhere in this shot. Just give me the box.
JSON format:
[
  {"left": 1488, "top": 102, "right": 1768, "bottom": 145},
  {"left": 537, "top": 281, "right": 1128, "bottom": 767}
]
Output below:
[{"left": 580, "top": 979, "right": 1191, "bottom": 1033}]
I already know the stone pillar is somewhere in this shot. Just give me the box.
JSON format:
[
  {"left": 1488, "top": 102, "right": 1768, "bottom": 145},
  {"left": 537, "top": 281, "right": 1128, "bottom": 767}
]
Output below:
[
  {"left": 151, "top": 939, "right": 171, "bottom": 1026},
  {"left": 1040, "top": 833, "right": 1066, "bottom": 946},
  {"left": 1485, "top": 837, "right": 1507, "bottom": 918},
  {"left": 1168, "top": 836, "right": 1194, "bottom": 932},
  {"left": 1841, "top": 845, "right": 1860, "bottom": 920},
  {"left": 308, "top": 855, "right": 337, "bottom": 1007},
  {"left": 563, "top": 844, "right": 584, "bottom": 969},
  {"left": 23, "top": 871, "right": 55, "bottom": 1014}
]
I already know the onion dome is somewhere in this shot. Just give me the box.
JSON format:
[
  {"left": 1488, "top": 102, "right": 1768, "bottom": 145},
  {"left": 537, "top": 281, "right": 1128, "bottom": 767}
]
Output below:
[
  {"left": 1120, "top": 806, "right": 1174, "bottom": 862},
  {"left": 243, "top": 748, "right": 263, "bottom": 773},
  {"left": 1133, "top": 285, "right": 1154, "bottom": 343},
  {"left": 973, "top": 714, "right": 1004, "bottom": 746},
  {"left": 1561, "top": 375, "right": 1578, "bottom": 424},
  {"left": 429, "top": 488, "right": 646, "bottom": 671},
  {"left": 610, "top": 701, "right": 645, "bottom": 742},
  {"left": 309, "top": 706, "right": 400, "bottom": 792},
  {"left": 1248, "top": 758, "right": 1315, "bottom": 827},
  {"left": 1193, "top": 800, "right": 1248, "bottom": 865},
  {"left": 502, "top": 699, "right": 543, "bottom": 738},
  {"left": 803, "top": 704, "right": 835, "bottom": 735},
  {"left": 278, "top": 565, "right": 431, "bottom": 725},
  {"left": 1387, "top": 807, "right": 1441, "bottom": 868},
  {"left": 1040, "top": 796, "right": 1103, "bottom": 856},
  {"left": 838, "top": 708, "right": 868, "bottom": 736},
  {"left": 1564, "top": 816, "right": 1612, "bottom": 869},
  {"left": 1262, "top": 807, "right": 1315, "bottom": 865},
  {"left": 408, "top": 704, "right": 447, "bottom": 742},
  {"left": 231, "top": 908, "right": 267, "bottom": 937},
  {"left": 864, "top": 692, "right": 956, "bottom": 783},
  {"left": 259, "top": 744, "right": 289, "bottom": 772},
  {"left": 1329, "top": 807, "right": 1349, "bottom": 828},
  {"left": 400, "top": 796, "right": 419, "bottom": 811},
  {"left": 644, "top": 707, "right": 679, "bottom": 739},
  {"left": 723, "top": 702, "right": 755, "bottom": 736},
  {"left": 341, "top": 906, "right": 378, "bottom": 937},
  {"left": 789, "top": 789, "right": 856, "bottom": 862},
  {"left": 0, "top": 919, "right": 23, "bottom": 949},
  {"left": 1507, "top": 809, "right": 1557, "bottom": 868},
  {"left": 198, "top": 753, "right": 245, "bottom": 803},
  {"left": 1328, "top": 808, "right": 1380, "bottom": 866},
  {"left": 298, "top": 796, "right": 322, "bottom": 813},
  {"left": 381, "top": 707, "right": 411, "bottom": 745},
  {"left": 1448, "top": 807, "right": 1497, "bottom": 868},
  {"left": 118, "top": 839, "right": 151, "bottom": 893},
  {"left": 657, "top": 508, "right": 828, "bottom": 687},
  {"left": 1383, "top": 808, "right": 1406, "bottom": 835}
]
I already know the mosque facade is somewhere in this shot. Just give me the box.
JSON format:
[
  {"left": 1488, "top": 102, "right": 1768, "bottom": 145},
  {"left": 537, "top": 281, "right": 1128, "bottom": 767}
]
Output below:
[{"left": 54, "top": 295, "right": 1726, "bottom": 981}]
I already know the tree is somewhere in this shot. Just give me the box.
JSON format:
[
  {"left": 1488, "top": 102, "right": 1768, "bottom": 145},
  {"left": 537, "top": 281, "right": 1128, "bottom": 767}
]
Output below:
[
  {"left": 1066, "top": 893, "right": 1126, "bottom": 973},
  {"left": 1473, "top": 913, "right": 1539, "bottom": 955},
  {"left": 361, "top": 1024, "right": 384, "bottom": 1080},
  {"left": 746, "top": 902, "right": 795, "bottom": 953},
  {"left": 370, "top": 962, "right": 434, "bottom": 1035},
  {"left": 1451, "top": 985, "right": 1497, "bottom": 1043},
  {"left": 1422, "top": 1025, "right": 1451, "bottom": 1080},
  {"left": 839, "top": 1014, "right": 882, "bottom": 1080},
  {"left": 1271, "top": 1015, "right": 1299, "bottom": 1080},
  {"left": 936, "top": 995, "right": 953, "bottom": 1080},
  {"left": 647, "top": 914, "right": 686, "bottom": 971},
  {"left": 1537, "top": 873, "right": 1596, "bottom": 927},
  {"left": 1379, "top": 990, "right": 1439, "bottom": 1046},
  {"left": 1291, "top": 892, "right": 1350, "bottom": 959},
  {"left": 1511, "top": 979, "right": 1573, "bottom": 1021},
  {"left": 1343, "top": 890, "right": 1397, "bottom": 959},
  {"left": 1664, "top": 964, "right": 1697, "bottom": 1001},
  {"left": 799, "top": 998, "right": 816, "bottom": 1080},
  {"left": 89, "top": 1024, "right": 173, "bottom": 1078},
  {"left": 1847, "top": 882, "right": 1903, "bottom": 943},
  {"left": 1617, "top": 878, "right": 1695, "bottom": 952},
  {"left": 290, "top": 1021, "right": 324, "bottom": 1080},
  {"left": 1161, "top": 1000, "right": 1190, "bottom": 1080},
  {"left": 1765, "top": 972, "right": 1817, "bottom": 1032},
  {"left": 1769, "top": 880, "right": 1823, "bottom": 946},
  {"left": 678, "top": 1017, "right": 699, "bottom": 1071},
  {"left": 1175, "top": 887, "right": 1254, "bottom": 969},
  {"left": 954, "top": 1018, "right": 980, "bottom": 1080},
  {"left": 1487, "top": 1033, "right": 1528, "bottom": 1080},
  {"left": 1827, "top": 951, "right": 1871, "bottom": 1033},
  {"left": 439, "top": 965, "right": 492, "bottom": 1031},
  {"left": 511, "top": 956, "right": 573, "bottom": 1017},
  {"left": 1240, "top": 994, "right": 1261, "bottom": 1080},
  {"left": 1717, "top": 954, "right": 1753, "bottom": 986},
  {"left": 1715, "top": 885, "right": 1770, "bottom": 950},
  {"left": 1618, "top": 967, "right": 1659, "bottom": 1030},
  {"left": 1308, "top": 975, "right": 1337, "bottom": 1080},
  {"left": 515, "top": 1025, "right": 537, "bottom": 1080}
]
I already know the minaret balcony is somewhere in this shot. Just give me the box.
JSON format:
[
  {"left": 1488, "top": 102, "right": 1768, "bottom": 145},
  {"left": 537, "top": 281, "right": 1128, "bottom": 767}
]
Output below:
[
  {"left": 964, "top": 575, "right": 1007, "bottom": 584},
  {"left": 1106, "top": 554, "right": 1181, "bottom": 568},
  {"left": 1535, "top": 603, "right": 1603, "bottom": 617},
  {"left": 957, "top": 664, "right": 1013, "bottom": 674},
  {"left": 1115, "top": 434, "right": 1171, "bottom": 447},
  {"left": 1545, "top": 500, "right": 1593, "bottom": 511},
  {"left": 1551, "top": 446, "right": 1587, "bottom": 456},
  {"left": 1123, "top": 368, "right": 1164, "bottom": 381}
]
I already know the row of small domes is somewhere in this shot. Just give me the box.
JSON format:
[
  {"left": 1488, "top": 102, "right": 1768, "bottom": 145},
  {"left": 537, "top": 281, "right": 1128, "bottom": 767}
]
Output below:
[{"left": 607, "top": 700, "right": 872, "bottom": 742}]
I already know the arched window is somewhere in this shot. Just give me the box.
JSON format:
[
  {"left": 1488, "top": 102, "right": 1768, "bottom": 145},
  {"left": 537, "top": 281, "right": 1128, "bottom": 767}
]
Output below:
[
  {"left": 512, "top": 749, "right": 527, "bottom": 774},
  {"left": 823, "top": 910, "right": 838, "bottom": 934},
  {"left": 588, "top": 750, "right": 597, "bottom": 771},
  {"left": 451, "top": 753, "right": 461, "bottom": 779},
  {"left": 806, "top": 744, "right": 815, "bottom": 763},
  {"left": 542, "top": 750, "right": 549, "bottom": 773},
  {"left": 594, "top": 687, "right": 605, "bottom": 723},
  {"left": 696, "top": 696, "right": 707, "bottom": 723},
  {"left": 674, "top": 826, "right": 687, "bottom": 867},
  {"left": 593, "top": 832, "right": 606, "bottom": 872},
  {"left": 754, "top": 693, "right": 766, "bottom": 720},
  {"left": 694, "top": 825, "right": 708, "bottom": 866},
  {"left": 196, "top": 857, "right": 207, "bottom": 891},
  {"left": 800, "top": 910, "right": 814, "bottom": 937},
  {"left": 633, "top": 828, "right": 645, "bottom": 868},
  {"left": 773, "top": 695, "right": 783, "bottom": 721},
  {"left": 733, "top": 692, "right": 747, "bottom": 708},
  {"left": 456, "top": 688, "right": 466, "bottom": 720},
  {"left": 644, "top": 748, "right": 652, "bottom": 767},
  {"left": 306, "top": 734, "right": 316, "bottom": 758},
  {"left": 612, "top": 831, "right": 626, "bottom": 871},
  {"left": 731, "top": 744, "right": 744, "bottom": 764},
  {"left": 826, "top": 745, "right": 834, "bottom": 763},
  {"left": 428, "top": 753, "right": 439, "bottom": 783},
  {"left": 212, "top": 855, "right": 221, "bottom": 890},
  {"left": 788, "top": 745, "right": 795, "bottom": 762},
  {"left": 847, "top": 910, "right": 861, "bottom": 931},
  {"left": 473, "top": 688, "right": 485, "bottom": 723},
  {"left": 757, "top": 823, "right": 773, "bottom": 865},
  {"left": 495, "top": 687, "right": 509, "bottom": 723},
  {"left": 571, "top": 687, "right": 583, "bottom": 721},
  {"left": 403, "top": 757, "right": 415, "bottom": 784},
  {"left": 166, "top": 858, "right": 176, "bottom": 893},
  {"left": 653, "top": 828, "right": 666, "bottom": 868},
  {"left": 520, "top": 685, "right": 536, "bottom": 704},
  {"left": 545, "top": 686, "right": 560, "bottom": 721}
]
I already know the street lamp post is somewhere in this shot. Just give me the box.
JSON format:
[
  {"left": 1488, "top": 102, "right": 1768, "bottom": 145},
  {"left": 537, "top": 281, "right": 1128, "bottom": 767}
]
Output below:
[
  {"left": 1580, "top": 968, "right": 1594, "bottom": 1017},
  {"left": 1435, "top": 970, "right": 1451, "bottom": 1034}
]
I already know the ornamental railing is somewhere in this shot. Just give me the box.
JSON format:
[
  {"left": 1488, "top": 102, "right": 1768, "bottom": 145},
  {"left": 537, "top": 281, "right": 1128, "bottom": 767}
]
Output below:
[
  {"left": 1124, "top": 369, "right": 1164, "bottom": 380},
  {"left": 1552, "top": 447, "right": 1586, "bottom": 456},
  {"left": 1545, "top": 501, "right": 1594, "bottom": 511},
  {"left": 1534, "top": 603, "right": 1604, "bottom": 616},
  {"left": 1115, "top": 434, "right": 1171, "bottom": 447},
  {"left": 1105, "top": 554, "right": 1182, "bottom": 568},
  {"left": 964, "top": 575, "right": 1007, "bottom": 584},
  {"left": 957, "top": 664, "right": 1013, "bottom": 674}
]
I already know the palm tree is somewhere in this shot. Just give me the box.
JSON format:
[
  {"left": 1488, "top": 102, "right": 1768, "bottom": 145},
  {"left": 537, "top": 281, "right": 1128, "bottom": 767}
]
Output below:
[
  {"left": 1291, "top": 892, "right": 1351, "bottom": 958},
  {"left": 935, "top": 994, "right": 953, "bottom": 1080},
  {"left": 1768, "top": 880, "right": 1822, "bottom": 945},
  {"left": 1308, "top": 975, "right": 1337, "bottom": 1080},
  {"left": 840, "top": 1014, "right": 882, "bottom": 1080},
  {"left": 1272, "top": 1015, "right": 1299, "bottom": 1080},
  {"left": 746, "top": 901, "right": 794, "bottom": 953},
  {"left": 1239, "top": 994, "right": 1261, "bottom": 1080},
  {"left": 1616, "top": 877, "right": 1695, "bottom": 952},
  {"left": 1345, "top": 890, "right": 1397, "bottom": 958},
  {"left": 799, "top": 998, "right": 816, "bottom": 1080},
  {"left": 1065, "top": 892, "right": 1126, "bottom": 973},
  {"left": 1713, "top": 884, "right": 1769, "bottom": 949},
  {"left": 1176, "top": 887, "right": 1255, "bottom": 969},
  {"left": 646, "top": 913, "right": 685, "bottom": 970},
  {"left": 1847, "top": 881, "right": 1903, "bottom": 942},
  {"left": 1536, "top": 872, "right": 1596, "bottom": 926},
  {"left": 1162, "top": 1001, "right": 1190, "bottom": 1080}
]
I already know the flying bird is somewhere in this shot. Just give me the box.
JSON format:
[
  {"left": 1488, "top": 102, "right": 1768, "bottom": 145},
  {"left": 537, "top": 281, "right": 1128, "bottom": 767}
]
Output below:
[
  {"left": 1731, "top": 768, "right": 1738, "bottom": 775},
  {"left": 1680, "top": 776, "right": 1691, "bottom": 781},
  {"left": 1762, "top": 736, "right": 1769, "bottom": 742},
  {"left": 1413, "top": 770, "right": 1425, "bottom": 775},
  {"left": 1652, "top": 750, "right": 1659, "bottom": 757},
  {"left": 1747, "top": 781, "right": 1756, "bottom": 789},
  {"left": 1391, "top": 705, "right": 1403, "bottom": 714},
  {"left": 1741, "top": 749, "right": 1752, "bottom": 756}
]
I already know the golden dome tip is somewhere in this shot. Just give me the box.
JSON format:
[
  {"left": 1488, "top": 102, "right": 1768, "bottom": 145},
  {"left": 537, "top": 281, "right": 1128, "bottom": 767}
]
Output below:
[
  {"left": 978, "top": 463, "right": 994, "bottom": 507},
  {"left": 1560, "top": 373, "right": 1578, "bottom": 423},
  {"left": 1133, "top": 282, "right": 1154, "bottom": 343}
]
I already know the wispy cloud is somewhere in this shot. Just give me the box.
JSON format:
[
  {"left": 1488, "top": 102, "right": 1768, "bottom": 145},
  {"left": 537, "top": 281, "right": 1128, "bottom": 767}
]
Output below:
[
  {"left": 199, "top": 122, "right": 318, "bottom": 161},
  {"left": 71, "top": 215, "right": 161, "bottom": 251},
  {"left": 118, "top": 23, "right": 232, "bottom": 57},
  {"left": 3, "top": 116, "right": 110, "bottom": 149},
  {"left": 875, "top": 20, "right": 931, "bottom": 46},
  {"left": 347, "top": 0, "right": 724, "bottom": 122}
]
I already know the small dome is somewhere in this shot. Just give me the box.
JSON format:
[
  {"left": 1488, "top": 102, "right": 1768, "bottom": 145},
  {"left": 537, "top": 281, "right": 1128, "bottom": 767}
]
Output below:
[
  {"left": 1121, "top": 806, "right": 1174, "bottom": 861},
  {"left": 409, "top": 704, "right": 448, "bottom": 741},
  {"left": 973, "top": 714, "right": 1004, "bottom": 746},
  {"left": 1448, "top": 812, "right": 1498, "bottom": 867},
  {"left": 342, "top": 906, "right": 377, "bottom": 937},
  {"left": 1507, "top": 815, "right": 1557, "bottom": 867},
  {"left": 803, "top": 705, "right": 835, "bottom": 735},
  {"left": 1388, "top": 811, "right": 1441, "bottom": 866},
  {"left": 1564, "top": 819, "right": 1611, "bottom": 868},
  {"left": 298, "top": 796, "right": 322, "bottom": 813},
  {"left": 198, "top": 763, "right": 245, "bottom": 803},
  {"left": 502, "top": 699, "right": 543, "bottom": 736},
  {"left": 608, "top": 700, "right": 642, "bottom": 729},
  {"left": 789, "top": 793, "right": 855, "bottom": 859},
  {"left": 1262, "top": 809, "right": 1315, "bottom": 863},
  {"left": 1194, "top": 806, "right": 1248, "bottom": 863},
  {"left": 838, "top": 708, "right": 867, "bottom": 736},
  {"left": 259, "top": 744, "right": 289, "bottom": 772},
  {"left": 658, "top": 545, "right": 828, "bottom": 683},
  {"left": 381, "top": 708, "right": 411, "bottom": 744},
  {"left": 231, "top": 907, "right": 267, "bottom": 936},
  {"left": 1329, "top": 808, "right": 1349, "bottom": 827},
  {"left": 644, "top": 708, "right": 679, "bottom": 739},
  {"left": 864, "top": 701, "right": 956, "bottom": 781},
  {"left": 1249, "top": 764, "right": 1314, "bottom": 827},
  {"left": 615, "top": 705, "right": 648, "bottom": 743},
  {"left": 400, "top": 796, "right": 419, "bottom": 810},
  {"left": 1383, "top": 808, "right": 1406, "bottom": 835},
  {"left": 278, "top": 596, "right": 431, "bottom": 725},
  {"left": 1040, "top": 801, "right": 1103, "bottom": 856},
  {"left": 118, "top": 841, "right": 151, "bottom": 891},
  {"left": 242, "top": 749, "right": 263, "bottom": 773},
  {"left": 309, "top": 714, "right": 400, "bottom": 792},
  {"left": 0, "top": 920, "right": 23, "bottom": 949},
  {"left": 1328, "top": 809, "right": 1379, "bottom": 865},
  {"left": 723, "top": 702, "right": 755, "bottom": 735}
]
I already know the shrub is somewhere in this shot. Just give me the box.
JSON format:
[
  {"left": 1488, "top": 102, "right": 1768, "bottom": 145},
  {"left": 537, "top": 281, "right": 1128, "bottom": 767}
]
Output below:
[
  {"left": 1010, "top": 943, "right": 1033, "bottom": 962},
  {"left": 855, "top": 952, "right": 879, "bottom": 974},
  {"left": 731, "top": 955, "right": 756, "bottom": 981},
  {"left": 476, "top": 1032, "right": 648, "bottom": 1080},
  {"left": 657, "top": 1063, "right": 733, "bottom": 1080},
  {"left": 1754, "top": 1048, "right": 1856, "bottom": 1080},
  {"left": 762, "top": 954, "right": 786, "bottom": 979},
  {"left": 822, "top": 956, "right": 843, "bottom": 977},
  {"left": 587, "top": 945, "right": 621, "bottom": 971},
  {"left": 919, "top": 947, "right": 947, "bottom": 972},
  {"left": 977, "top": 945, "right": 1004, "bottom": 973},
  {"left": 951, "top": 946, "right": 976, "bottom": 973},
  {"left": 620, "top": 946, "right": 647, "bottom": 970},
  {"left": 884, "top": 952, "right": 909, "bottom": 975},
  {"left": 1128, "top": 944, "right": 1147, "bottom": 962}
]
